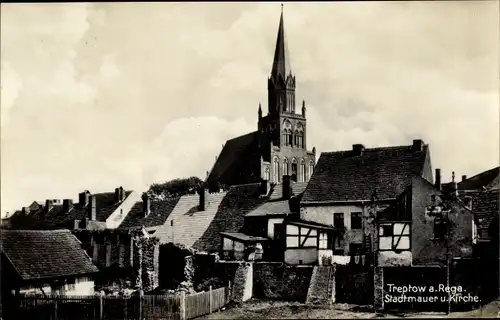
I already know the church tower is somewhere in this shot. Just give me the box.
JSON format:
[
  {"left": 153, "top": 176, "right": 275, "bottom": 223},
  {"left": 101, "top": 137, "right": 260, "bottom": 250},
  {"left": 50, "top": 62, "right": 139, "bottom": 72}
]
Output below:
[
  {"left": 258, "top": 5, "right": 316, "bottom": 184},
  {"left": 204, "top": 6, "right": 316, "bottom": 191}
]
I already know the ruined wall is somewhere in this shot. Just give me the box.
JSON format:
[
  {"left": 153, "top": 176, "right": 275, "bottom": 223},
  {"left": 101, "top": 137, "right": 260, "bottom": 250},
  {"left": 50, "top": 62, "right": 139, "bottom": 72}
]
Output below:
[
  {"left": 253, "top": 263, "right": 313, "bottom": 302},
  {"left": 231, "top": 263, "right": 253, "bottom": 303}
]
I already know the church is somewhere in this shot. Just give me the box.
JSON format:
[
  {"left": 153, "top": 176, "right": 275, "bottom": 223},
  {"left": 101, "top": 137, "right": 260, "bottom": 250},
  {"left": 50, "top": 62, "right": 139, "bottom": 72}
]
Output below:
[{"left": 205, "top": 8, "right": 317, "bottom": 191}]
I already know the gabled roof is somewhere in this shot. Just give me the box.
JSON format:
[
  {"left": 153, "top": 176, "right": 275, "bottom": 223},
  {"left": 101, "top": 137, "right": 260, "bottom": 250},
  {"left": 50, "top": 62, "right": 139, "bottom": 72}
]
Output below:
[
  {"left": 460, "top": 189, "right": 499, "bottom": 231},
  {"left": 9, "top": 191, "right": 133, "bottom": 230},
  {"left": 246, "top": 181, "right": 308, "bottom": 217},
  {"left": 301, "top": 143, "right": 430, "bottom": 204},
  {"left": 118, "top": 197, "right": 181, "bottom": 230},
  {"left": 193, "top": 183, "right": 267, "bottom": 252},
  {"left": 205, "top": 131, "right": 262, "bottom": 190},
  {"left": 1, "top": 230, "right": 98, "bottom": 281},
  {"left": 154, "top": 191, "right": 228, "bottom": 249},
  {"left": 458, "top": 167, "right": 500, "bottom": 191}
]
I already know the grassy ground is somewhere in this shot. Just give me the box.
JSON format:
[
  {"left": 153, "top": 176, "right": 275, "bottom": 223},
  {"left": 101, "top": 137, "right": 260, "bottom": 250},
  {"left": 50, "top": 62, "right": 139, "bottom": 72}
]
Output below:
[{"left": 199, "top": 299, "right": 500, "bottom": 319}]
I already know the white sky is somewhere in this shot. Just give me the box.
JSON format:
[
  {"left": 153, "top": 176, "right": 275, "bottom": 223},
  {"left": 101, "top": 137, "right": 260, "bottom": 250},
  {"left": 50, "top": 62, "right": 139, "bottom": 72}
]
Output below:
[{"left": 1, "top": 2, "right": 499, "bottom": 215}]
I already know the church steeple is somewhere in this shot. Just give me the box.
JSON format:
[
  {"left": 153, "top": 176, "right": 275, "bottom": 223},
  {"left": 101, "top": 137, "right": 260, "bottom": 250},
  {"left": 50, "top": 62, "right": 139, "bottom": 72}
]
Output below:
[
  {"left": 268, "top": 4, "right": 296, "bottom": 115},
  {"left": 271, "top": 4, "right": 292, "bottom": 82}
]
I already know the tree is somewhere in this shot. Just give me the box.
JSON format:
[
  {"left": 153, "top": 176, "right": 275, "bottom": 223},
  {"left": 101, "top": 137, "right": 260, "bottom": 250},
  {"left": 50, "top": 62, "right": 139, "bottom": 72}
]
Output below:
[{"left": 147, "top": 176, "right": 203, "bottom": 200}]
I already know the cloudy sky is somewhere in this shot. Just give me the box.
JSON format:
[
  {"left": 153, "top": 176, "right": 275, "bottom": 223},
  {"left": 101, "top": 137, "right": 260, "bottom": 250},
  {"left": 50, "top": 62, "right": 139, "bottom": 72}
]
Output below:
[{"left": 1, "top": 2, "right": 499, "bottom": 215}]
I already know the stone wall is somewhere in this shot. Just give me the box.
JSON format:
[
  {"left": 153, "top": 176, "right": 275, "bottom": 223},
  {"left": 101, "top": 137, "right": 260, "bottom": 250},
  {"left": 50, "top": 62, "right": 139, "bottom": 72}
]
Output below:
[
  {"left": 194, "top": 259, "right": 240, "bottom": 292},
  {"left": 253, "top": 262, "right": 313, "bottom": 302}
]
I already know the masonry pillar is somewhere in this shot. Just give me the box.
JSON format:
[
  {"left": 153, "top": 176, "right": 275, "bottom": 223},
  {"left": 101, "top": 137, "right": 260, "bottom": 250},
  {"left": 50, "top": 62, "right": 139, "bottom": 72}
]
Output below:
[
  {"left": 230, "top": 262, "right": 253, "bottom": 303},
  {"left": 374, "top": 266, "right": 384, "bottom": 311}
]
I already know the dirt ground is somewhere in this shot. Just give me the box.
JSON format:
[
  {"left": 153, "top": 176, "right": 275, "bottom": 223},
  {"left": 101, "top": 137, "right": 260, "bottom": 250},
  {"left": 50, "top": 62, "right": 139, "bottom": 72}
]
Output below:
[{"left": 198, "top": 299, "right": 500, "bottom": 319}]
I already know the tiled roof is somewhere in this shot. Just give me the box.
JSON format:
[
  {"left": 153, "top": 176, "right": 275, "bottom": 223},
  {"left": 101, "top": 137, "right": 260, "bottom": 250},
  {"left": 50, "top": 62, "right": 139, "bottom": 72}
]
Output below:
[
  {"left": 193, "top": 183, "right": 267, "bottom": 252},
  {"left": 8, "top": 191, "right": 133, "bottom": 230},
  {"left": 118, "top": 197, "right": 181, "bottom": 229},
  {"left": 246, "top": 200, "right": 293, "bottom": 217},
  {"left": 154, "top": 192, "right": 227, "bottom": 248},
  {"left": 460, "top": 189, "right": 499, "bottom": 231},
  {"left": 205, "top": 131, "right": 262, "bottom": 190},
  {"left": 458, "top": 167, "right": 500, "bottom": 191},
  {"left": 1, "top": 230, "right": 98, "bottom": 281},
  {"left": 246, "top": 181, "right": 308, "bottom": 217},
  {"left": 301, "top": 144, "right": 430, "bottom": 203}
]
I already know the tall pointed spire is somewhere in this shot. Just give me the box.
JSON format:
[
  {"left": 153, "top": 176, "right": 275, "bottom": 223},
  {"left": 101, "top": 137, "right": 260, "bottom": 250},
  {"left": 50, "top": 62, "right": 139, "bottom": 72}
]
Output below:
[{"left": 271, "top": 4, "right": 292, "bottom": 80}]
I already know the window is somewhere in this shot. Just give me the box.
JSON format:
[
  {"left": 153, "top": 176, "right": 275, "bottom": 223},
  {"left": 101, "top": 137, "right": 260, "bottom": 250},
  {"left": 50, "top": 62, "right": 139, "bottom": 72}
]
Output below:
[
  {"left": 319, "top": 232, "right": 333, "bottom": 250},
  {"left": 288, "top": 134, "right": 293, "bottom": 146},
  {"left": 308, "top": 161, "right": 314, "bottom": 181},
  {"left": 264, "top": 168, "right": 270, "bottom": 181},
  {"left": 291, "top": 159, "right": 298, "bottom": 182},
  {"left": 434, "top": 218, "right": 446, "bottom": 239},
  {"left": 300, "top": 160, "right": 306, "bottom": 182},
  {"left": 334, "top": 213, "right": 344, "bottom": 228},
  {"left": 273, "top": 157, "right": 280, "bottom": 183},
  {"left": 66, "top": 278, "right": 75, "bottom": 291},
  {"left": 283, "top": 158, "right": 289, "bottom": 176},
  {"left": 381, "top": 225, "right": 393, "bottom": 236},
  {"left": 351, "top": 212, "right": 362, "bottom": 229},
  {"left": 349, "top": 243, "right": 363, "bottom": 255}
]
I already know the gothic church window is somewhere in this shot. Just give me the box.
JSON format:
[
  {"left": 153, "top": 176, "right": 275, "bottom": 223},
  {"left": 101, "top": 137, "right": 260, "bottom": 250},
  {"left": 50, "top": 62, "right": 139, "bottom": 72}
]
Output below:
[
  {"left": 273, "top": 157, "right": 280, "bottom": 183},
  {"left": 300, "top": 159, "right": 306, "bottom": 182},
  {"left": 283, "top": 158, "right": 289, "bottom": 176},
  {"left": 264, "top": 168, "right": 270, "bottom": 181},
  {"left": 308, "top": 161, "right": 314, "bottom": 181},
  {"left": 291, "top": 158, "right": 298, "bottom": 182}
]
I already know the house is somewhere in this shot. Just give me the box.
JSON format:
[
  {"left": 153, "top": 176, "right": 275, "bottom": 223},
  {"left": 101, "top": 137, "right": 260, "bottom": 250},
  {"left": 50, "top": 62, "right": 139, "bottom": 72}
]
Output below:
[
  {"left": 5, "top": 187, "right": 140, "bottom": 230},
  {"left": 1, "top": 229, "right": 98, "bottom": 296},
  {"left": 118, "top": 183, "right": 267, "bottom": 254},
  {"left": 279, "top": 140, "right": 433, "bottom": 265},
  {"left": 451, "top": 167, "right": 500, "bottom": 259},
  {"left": 71, "top": 227, "right": 160, "bottom": 292},
  {"left": 458, "top": 166, "right": 499, "bottom": 191},
  {"left": 377, "top": 175, "right": 475, "bottom": 267},
  {"left": 204, "top": 7, "right": 316, "bottom": 191}
]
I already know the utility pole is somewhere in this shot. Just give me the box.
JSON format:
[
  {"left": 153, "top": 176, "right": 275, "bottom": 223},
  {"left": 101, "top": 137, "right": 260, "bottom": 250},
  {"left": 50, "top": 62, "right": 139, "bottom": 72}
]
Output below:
[{"left": 445, "top": 208, "right": 451, "bottom": 315}]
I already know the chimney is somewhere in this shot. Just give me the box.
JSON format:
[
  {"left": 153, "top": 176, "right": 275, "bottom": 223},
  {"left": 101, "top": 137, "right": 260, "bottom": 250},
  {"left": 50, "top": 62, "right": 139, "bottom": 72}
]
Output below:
[
  {"left": 198, "top": 187, "right": 209, "bottom": 211},
  {"left": 142, "top": 193, "right": 151, "bottom": 217},
  {"left": 63, "top": 199, "right": 73, "bottom": 213},
  {"left": 73, "top": 219, "right": 80, "bottom": 229},
  {"left": 115, "top": 186, "right": 125, "bottom": 203},
  {"left": 451, "top": 171, "right": 458, "bottom": 198},
  {"left": 45, "top": 199, "right": 54, "bottom": 212},
  {"left": 352, "top": 144, "right": 365, "bottom": 156},
  {"left": 464, "top": 196, "right": 472, "bottom": 210},
  {"left": 79, "top": 191, "right": 91, "bottom": 207},
  {"left": 260, "top": 179, "right": 270, "bottom": 195},
  {"left": 435, "top": 169, "right": 442, "bottom": 191},
  {"left": 462, "top": 175, "right": 467, "bottom": 182},
  {"left": 412, "top": 139, "right": 424, "bottom": 152},
  {"left": 21, "top": 207, "right": 30, "bottom": 216},
  {"left": 88, "top": 195, "right": 97, "bottom": 221},
  {"left": 282, "top": 175, "right": 291, "bottom": 200}
]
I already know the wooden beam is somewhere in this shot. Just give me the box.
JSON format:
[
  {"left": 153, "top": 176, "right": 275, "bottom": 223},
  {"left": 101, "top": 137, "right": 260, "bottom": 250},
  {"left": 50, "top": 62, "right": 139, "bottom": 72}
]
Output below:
[{"left": 300, "top": 228, "right": 312, "bottom": 247}]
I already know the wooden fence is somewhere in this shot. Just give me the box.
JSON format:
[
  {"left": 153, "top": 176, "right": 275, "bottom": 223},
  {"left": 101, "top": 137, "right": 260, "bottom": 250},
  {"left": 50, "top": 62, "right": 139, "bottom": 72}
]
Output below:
[{"left": 4, "top": 286, "right": 230, "bottom": 320}]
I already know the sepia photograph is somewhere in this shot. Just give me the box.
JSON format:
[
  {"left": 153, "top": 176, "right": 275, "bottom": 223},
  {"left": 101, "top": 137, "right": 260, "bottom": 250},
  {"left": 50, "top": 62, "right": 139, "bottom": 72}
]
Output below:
[{"left": 1, "top": 2, "right": 499, "bottom": 319}]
